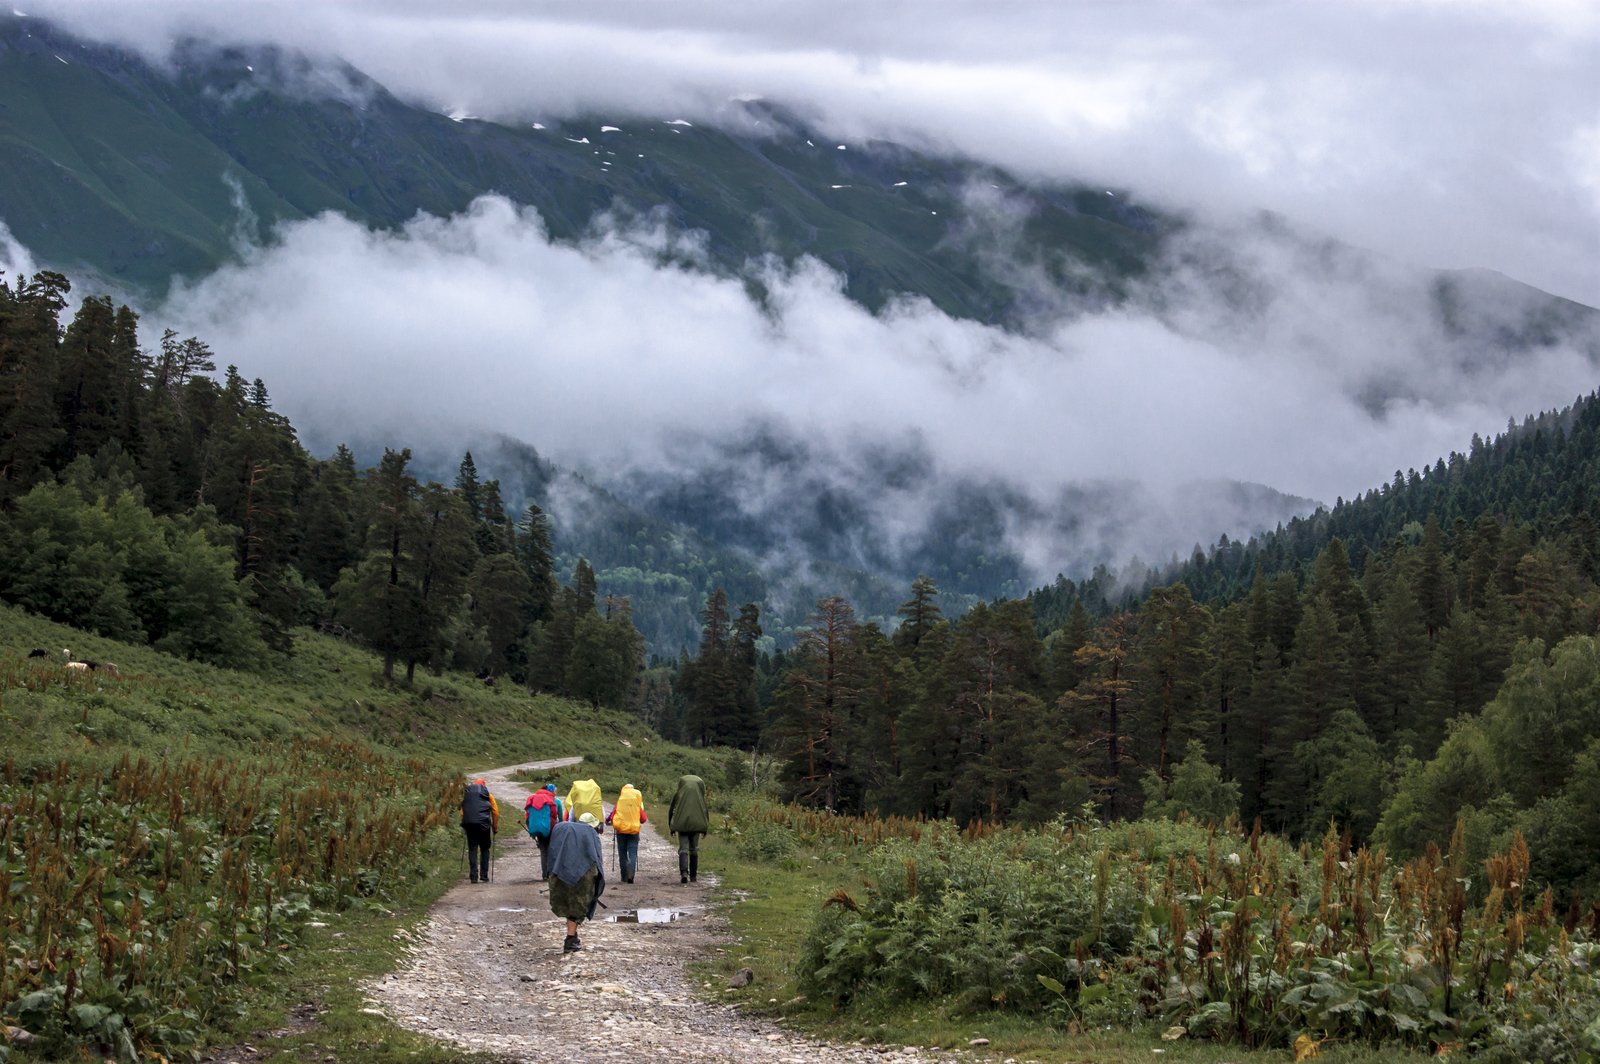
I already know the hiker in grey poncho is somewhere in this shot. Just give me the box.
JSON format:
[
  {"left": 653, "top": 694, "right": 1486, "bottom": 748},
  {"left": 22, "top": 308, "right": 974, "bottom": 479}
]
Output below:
[{"left": 546, "top": 812, "right": 605, "bottom": 954}]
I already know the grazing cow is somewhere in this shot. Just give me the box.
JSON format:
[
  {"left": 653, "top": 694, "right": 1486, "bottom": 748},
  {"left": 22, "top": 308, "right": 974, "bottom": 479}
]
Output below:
[
  {"left": 27, "top": 649, "right": 48, "bottom": 658},
  {"left": 100, "top": 662, "right": 120, "bottom": 674},
  {"left": 66, "top": 662, "right": 90, "bottom": 672}
]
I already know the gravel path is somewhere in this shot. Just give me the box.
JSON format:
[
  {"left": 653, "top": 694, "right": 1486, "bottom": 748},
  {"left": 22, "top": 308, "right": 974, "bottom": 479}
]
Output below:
[{"left": 365, "top": 760, "right": 963, "bottom": 1064}]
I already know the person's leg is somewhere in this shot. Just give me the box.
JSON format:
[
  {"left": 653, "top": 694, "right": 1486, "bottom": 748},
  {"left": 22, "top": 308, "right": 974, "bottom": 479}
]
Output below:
[
  {"left": 536, "top": 835, "right": 551, "bottom": 879},
  {"left": 466, "top": 826, "right": 483, "bottom": 882},
  {"left": 677, "top": 832, "right": 690, "bottom": 883},
  {"left": 472, "top": 825, "right": 491, "bottom": 882},
  {"left": 688, "top": 832, "right": 700, "bottom": 882},
  {"left": 619, "top": 833, "right": 637, "bottom": 882}
]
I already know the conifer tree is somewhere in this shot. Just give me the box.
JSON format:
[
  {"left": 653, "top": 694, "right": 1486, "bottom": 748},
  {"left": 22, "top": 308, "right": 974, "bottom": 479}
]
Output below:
[
  {"left": 468, "top": 552, "right": 533, "bottom": 676},
  {"left": 1205, "top": 603, "right": 1251, "bottom": 781},
  {"left": 1064, "top": 611, "right": 1134, "bottom": 818},
  {"left": 893, "top": 574, "right": 942, "bottom": 652},
  {"left": 774, "top": 596, "right": 861, "bottom": 811},
  {"left": 567, "top": 596, "right": 643, "bottom": 707},
  {"left": 1374, "top": 572, "right": 1430, "bottom": 743},
  {"left": 1136, "top": 584, "right": 1214, "bottom": 779},
  {"left": 515, "top": 503, "right": 558, "bottom": 622},
  {"left": 1416, "top": 513, "right": 1451, "bottom": 635},
  {"left": 337, "top": 448, "right": 421, "bottom": 680},
  {"left": 301, "top": 446, "right": 362, "bottom": 590},
  {"left": 408, "top": 483, "right": 475, "bottom": 681},
  {"left": 0, "top": 272, "right": 71, "bottom": 500},
  {"left": 455, "top": 452, "right": 482, "bottom": 521},
  {"left": 1047, "top": 598, "right": 1092, "bottom": 693}
]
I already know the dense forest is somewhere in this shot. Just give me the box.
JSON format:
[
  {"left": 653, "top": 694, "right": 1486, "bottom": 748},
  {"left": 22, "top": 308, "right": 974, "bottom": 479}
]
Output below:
[
  {"left": 675, "top": 396, "right": 1600, "bottom": 904},
  {"left": 0, "top": 273, "right": 643, "bottom": 700}
]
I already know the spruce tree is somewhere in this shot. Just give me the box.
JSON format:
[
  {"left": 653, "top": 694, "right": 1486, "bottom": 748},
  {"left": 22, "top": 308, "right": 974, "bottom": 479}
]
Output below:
[
  {"left": 337, "top": 448, "right": 421, "bottom": 680},
  {"left": 1136, "top": 584, "right": 1214, "bottom": 779},
  {"left": 0, "top": 272, "right": 71, "bottom": 500},
  {"left": 893, "top": 574, "right": 942, "bottom": 651},
  {"left": 515, "top": 503, "right": 557, "bottom": 622},
  {"left": 774, "top": 596, "right": 861, "bottom": 812}
]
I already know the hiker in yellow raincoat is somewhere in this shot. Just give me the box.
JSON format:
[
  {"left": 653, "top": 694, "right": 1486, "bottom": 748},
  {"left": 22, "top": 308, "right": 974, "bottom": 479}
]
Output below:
[
  {"left": 606, "top": 784, "right": 647, "bottom": 883},
  {"left": 565, "top": 778, "right": 605, "bottom": 830}
]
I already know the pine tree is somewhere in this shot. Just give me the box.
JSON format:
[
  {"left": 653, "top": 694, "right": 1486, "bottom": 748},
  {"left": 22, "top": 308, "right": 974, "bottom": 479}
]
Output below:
[
  {"left": 300, "top": 446, "right": 362, "bottom": 590},
  {"left": 455, "top": 452, "right": 482, "bottom": 522},
  {"left": 573, "top": 558, "right": 598, "bottom": 614},
  {"left": 893, "top": 574, "right": 942, "bottom": 652},
  {"left": 514, "top": 503, "right": 557, "bottom": 622},
  {"left": 1047, "top": 598, "right": 1091, "bottom": 694},
  {"left": 0, "top": 272, "right": 71, "bottom": 500},
  {"left": 1136, "top": 584, "right": 1214, "bottom": 779},
  {"left": 1374, "top": 571, "right": 1430, "bottom": 744},
  {"left": 1417, "top": 513, "right": 1450, "bottom": 635},
  {"left": 468, "top": 552, "right": 533, "bottom": 676},
  {"left": 731, "top": 602, "right": 765, "bottom": 748},
  {"left": 1206, "top": 603, "right": 1251, "bottom": 782},
  {"left": 681, "top": 588, "right": 735, "bottom": 747},
  {"left": 774, "top": 597, "right": 860, "bottom": 811},
  {"left": 408, "top": 483, "right": 475, "bottom": 681},
  {"left": 1274, "top": 598, "right": 1359, "bottom": 832},
  {"left": 1064, "top": 611, "right": 1134, "bottom": 818},
  {"left": 567, "top": 596, "right": 643, "bottom": 707},
  {"left": 337, "top": 448, "right": 421, "bottom": 680}
]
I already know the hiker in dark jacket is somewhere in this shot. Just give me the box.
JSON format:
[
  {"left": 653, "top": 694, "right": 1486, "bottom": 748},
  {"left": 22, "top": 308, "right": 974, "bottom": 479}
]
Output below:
[
  {"left": 547, "top": 813, "right": 605, "bottom": 953},
  {"left": 667, "top": 774, "right": 710, "bottom": 884},
  {"left": 461, "top": 779, "right": 500, "bottom": 885}
]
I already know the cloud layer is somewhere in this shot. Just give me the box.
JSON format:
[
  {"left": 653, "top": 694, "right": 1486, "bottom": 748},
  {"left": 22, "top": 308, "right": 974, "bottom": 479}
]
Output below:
[
  {"left": 151, "top": 197, "right": 1597, "bottom": 581},
  {"left": 32, "top": 0, "right": 1600, "bottom": 306}
]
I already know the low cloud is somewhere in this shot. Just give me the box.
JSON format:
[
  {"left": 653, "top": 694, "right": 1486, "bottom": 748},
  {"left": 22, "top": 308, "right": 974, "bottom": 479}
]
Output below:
[{"left": 149, "top": 196, "right": 1598, "bottom": 585}]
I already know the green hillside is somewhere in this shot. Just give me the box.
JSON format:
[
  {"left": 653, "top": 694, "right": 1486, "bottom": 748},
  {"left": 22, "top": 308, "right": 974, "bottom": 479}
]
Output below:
[{"left": 0, "top": 15, "right": 1160, "bottom": 321}]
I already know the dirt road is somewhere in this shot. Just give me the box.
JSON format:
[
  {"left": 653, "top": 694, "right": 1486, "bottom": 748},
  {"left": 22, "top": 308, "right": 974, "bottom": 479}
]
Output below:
[{"left": 365, "top": 759, "right": 939, "bottom": 1064}]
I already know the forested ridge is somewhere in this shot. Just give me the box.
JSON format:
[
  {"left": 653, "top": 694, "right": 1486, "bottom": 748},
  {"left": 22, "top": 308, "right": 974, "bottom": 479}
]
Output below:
[
  {"left": 674, "top": 399, "right": 1600, "bottom": 905},
  {"left": 0, "top": 272, "right": 644, "bottom": 701}
]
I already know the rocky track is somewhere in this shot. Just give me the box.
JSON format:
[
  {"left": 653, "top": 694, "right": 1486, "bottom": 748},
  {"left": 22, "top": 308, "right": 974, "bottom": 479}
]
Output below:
[{"left": 366, "top": 759, "right": 969, "bottom": 1064}]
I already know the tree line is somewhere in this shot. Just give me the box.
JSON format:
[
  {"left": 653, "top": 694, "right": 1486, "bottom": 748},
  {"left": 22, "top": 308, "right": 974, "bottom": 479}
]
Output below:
[
  {"left": 677, "top": 494, "right": 1600, "bottom": 900},
  {"left": 0, "top": 273, "right": 641, "bottom": 698}
]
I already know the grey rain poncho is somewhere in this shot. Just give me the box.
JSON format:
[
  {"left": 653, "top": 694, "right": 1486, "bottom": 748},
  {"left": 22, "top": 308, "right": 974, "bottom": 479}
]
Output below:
[{"left": 546, "top": 818, "right": 603, "bottom": 887}]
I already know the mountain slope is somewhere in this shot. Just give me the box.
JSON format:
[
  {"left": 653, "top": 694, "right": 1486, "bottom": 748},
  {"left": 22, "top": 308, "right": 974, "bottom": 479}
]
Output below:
[{"left": 0, "top": 15, "right": 1159, "bottom": 323}]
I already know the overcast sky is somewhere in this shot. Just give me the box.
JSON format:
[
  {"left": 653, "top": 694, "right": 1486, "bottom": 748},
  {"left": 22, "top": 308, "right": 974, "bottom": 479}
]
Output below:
[
  {"left": 37, "top": 0, "right": 1600, "bottom": 306},
  {"left": 14, "top": 1, "right": 1600, "bottom": 576}
]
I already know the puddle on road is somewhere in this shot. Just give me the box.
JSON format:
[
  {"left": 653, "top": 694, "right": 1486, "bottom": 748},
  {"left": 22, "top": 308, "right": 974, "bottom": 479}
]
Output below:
[{"left": 606, "top": 907, "right": 694, "bottom": 924}]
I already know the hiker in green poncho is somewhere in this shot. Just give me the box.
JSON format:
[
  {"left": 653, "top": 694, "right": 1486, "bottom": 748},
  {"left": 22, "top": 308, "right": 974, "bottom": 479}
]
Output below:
[{"left": 668, "top": 774, "right": 710, "bottom": 884}]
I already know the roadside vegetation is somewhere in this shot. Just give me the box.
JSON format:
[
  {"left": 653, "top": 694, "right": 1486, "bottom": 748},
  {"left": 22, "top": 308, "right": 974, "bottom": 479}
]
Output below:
[
  {"left": 0, "top": 603, "right": 717, "bottom": 1063},
  {"left": 700, "top": 794, "right": 1600, "bottom": 1064}
]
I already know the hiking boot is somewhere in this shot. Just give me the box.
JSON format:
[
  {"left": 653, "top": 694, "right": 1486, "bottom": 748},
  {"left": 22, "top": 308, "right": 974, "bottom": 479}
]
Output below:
[
  {"left": 679, "top": 854, "right": 689, "bottom": 884},
  {"left": 563, "top": 935, "right": 581, "bottom": 954},
  {"left": 470, "top": 876, "right": 478, "bottom": 884},
  {"left": 689, "top": 855, "right": 698, "bottom": 883}
]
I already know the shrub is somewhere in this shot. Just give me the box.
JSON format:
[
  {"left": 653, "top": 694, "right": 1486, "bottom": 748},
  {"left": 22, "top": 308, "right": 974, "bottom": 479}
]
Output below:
[{"left": 735, "top": 821, "right": 795, "bottom": 862}]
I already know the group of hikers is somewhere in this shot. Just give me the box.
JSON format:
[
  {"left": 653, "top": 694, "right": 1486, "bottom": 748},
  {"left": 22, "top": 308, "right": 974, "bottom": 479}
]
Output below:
[{"left": 459, "top": 773, "right": 711, "bottom": 954}]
